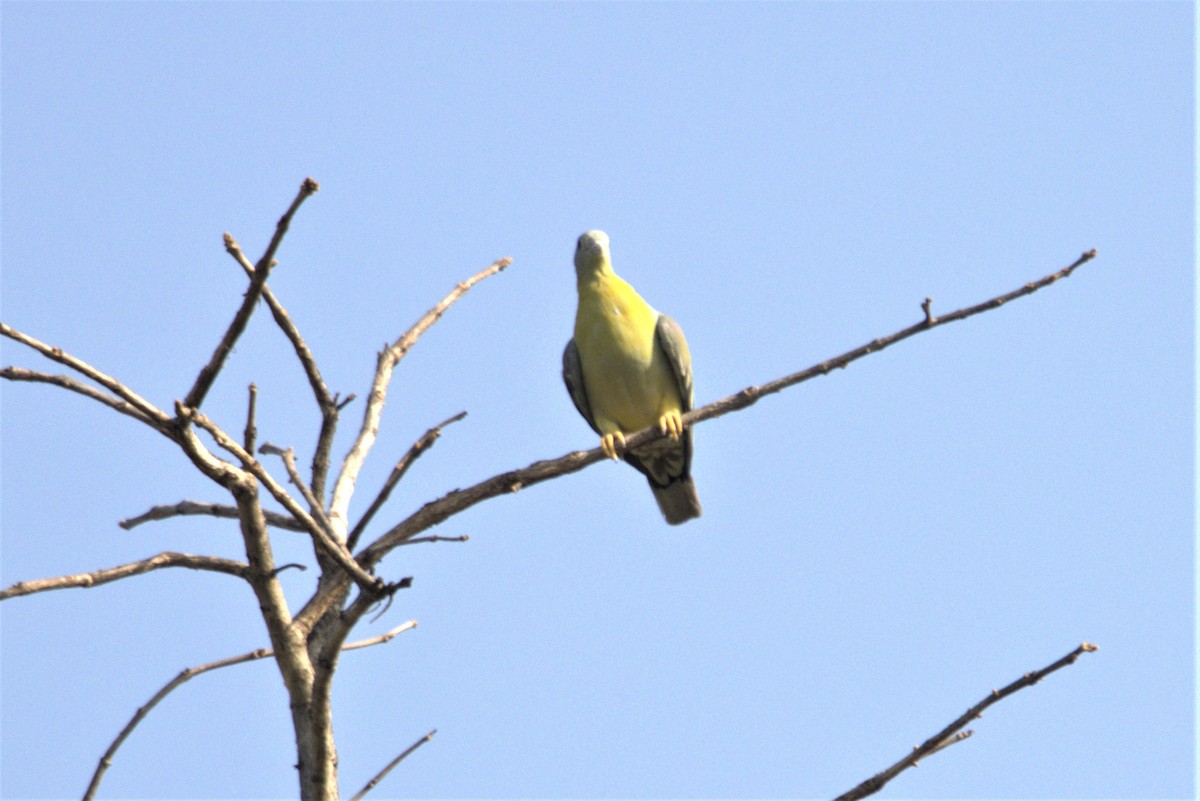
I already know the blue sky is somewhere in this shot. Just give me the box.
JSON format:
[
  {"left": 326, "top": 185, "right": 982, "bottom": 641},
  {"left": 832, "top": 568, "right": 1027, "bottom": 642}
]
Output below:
[{"left": 1, "top": 2, "right": 1194, "bottom": 799}]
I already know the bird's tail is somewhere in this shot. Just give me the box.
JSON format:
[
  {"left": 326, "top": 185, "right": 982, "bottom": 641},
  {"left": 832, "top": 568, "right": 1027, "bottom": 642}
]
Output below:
[{"left": 651, "top": 477, "right": 702, "bottom": 525}]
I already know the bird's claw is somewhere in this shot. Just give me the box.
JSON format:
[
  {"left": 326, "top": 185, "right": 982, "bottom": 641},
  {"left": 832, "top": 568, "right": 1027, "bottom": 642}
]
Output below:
[
  {"left": 658, "top": 411, "right": 685, "bottom": 440},
  {"left": 600, "top": 431, "right": 626, "bottom": 460}
]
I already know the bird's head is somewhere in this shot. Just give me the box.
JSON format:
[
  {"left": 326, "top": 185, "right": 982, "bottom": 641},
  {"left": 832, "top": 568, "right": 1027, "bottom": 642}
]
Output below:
[{"left": 574, "top": 230, "right": 612, "bottom": 277}]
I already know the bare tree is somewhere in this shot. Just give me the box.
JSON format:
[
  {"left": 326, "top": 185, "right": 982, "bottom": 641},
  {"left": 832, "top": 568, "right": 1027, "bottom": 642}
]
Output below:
[{"left": 1, "top": 179, "right": 1099, "bottom": 800}]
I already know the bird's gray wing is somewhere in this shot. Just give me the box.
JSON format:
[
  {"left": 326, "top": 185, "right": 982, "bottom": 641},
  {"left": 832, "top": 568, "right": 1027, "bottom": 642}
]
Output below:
[
  {"left": 625, "top": 313, "right": 696, "bottom": 486},
  {"left": 654, "top": 313, "right": 694, "bottom": 413},
  {"left": 562, "top": 338, "right": 601, "bottom": 436}
]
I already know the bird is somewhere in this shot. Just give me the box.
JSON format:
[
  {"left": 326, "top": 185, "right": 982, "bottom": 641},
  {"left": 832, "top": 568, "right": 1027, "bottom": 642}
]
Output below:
[{"left": 562, "top": 230, "right": 702, "bottom": 525}]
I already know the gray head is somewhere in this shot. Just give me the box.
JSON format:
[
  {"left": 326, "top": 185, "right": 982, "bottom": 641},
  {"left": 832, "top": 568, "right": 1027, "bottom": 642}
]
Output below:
[{"left": 574, "top": 230, "right": 611, "bottom": 275}]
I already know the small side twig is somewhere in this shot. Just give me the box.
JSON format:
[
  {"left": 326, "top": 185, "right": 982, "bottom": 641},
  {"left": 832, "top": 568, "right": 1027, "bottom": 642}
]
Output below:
[
  {"left": 259, "top": 442, "right": 335, "bottom": 536},
  {"left": 347, "top": 411, "right": 468, "bottom": 550},
  {"left": 923, "top": 729, "right": 973, "bottom": 758},
  {"left": 0, "top": 552, "right": 250, "bottom": 601},
  {"left": 244, "top": 383, "right": 258, "bottom": 453},
  {"left": 82, "top": 620, "right": 416, "bottom": 801},
  {"left": 832, "top": 642, "right": 1100, "bottom": 801},
  {"left": 349, "top": 729, "right": 437, "bottom": 801},
  {"left": 400, "top": 534, "right": 470, "bottom": 546}
]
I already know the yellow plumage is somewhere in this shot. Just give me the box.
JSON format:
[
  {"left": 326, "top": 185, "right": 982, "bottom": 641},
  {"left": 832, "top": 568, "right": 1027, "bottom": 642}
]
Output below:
[{"left": 563, "top": 231, "right": 701, "bottom": 524}]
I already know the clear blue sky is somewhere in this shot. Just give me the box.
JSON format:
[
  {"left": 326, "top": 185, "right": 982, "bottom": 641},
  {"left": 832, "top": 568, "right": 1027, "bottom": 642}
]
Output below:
[{"left": 1, "top": 3, "right": 1194, "bottom": 799}]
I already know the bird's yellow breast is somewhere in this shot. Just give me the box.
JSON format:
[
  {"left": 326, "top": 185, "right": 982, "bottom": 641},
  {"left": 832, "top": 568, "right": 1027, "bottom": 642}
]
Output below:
[{"left": 574, "top": 273, "right": 681, "bottom": 434}]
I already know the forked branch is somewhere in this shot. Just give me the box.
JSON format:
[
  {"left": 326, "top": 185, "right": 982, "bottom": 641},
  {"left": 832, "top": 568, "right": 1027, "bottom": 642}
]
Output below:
[
  {"left": 0, "top": 325, "right": 171, "bottom": 431},
  {"left": 82, "top": 621, "right": 418, "bottom": 801},
  {"left": 182, "top": 177, "right": 319, "bottom": 413}
]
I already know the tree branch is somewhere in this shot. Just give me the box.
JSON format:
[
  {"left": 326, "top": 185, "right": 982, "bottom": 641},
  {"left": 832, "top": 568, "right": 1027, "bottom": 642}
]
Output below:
[
  {"left": 181, "top": 177, "right": 319, "bottom": 413},
  {"left": 347, "top": 410, "right": 468, "bottom": 551},
  {"left": 0, "top": 325, "right": 171, "bottom": 430},
  {"left": 833, "top": 642, "right": 1100, "bottom": 801},
  {"left": 326, "top": 258, "right": 511, "bottom": 536},
  {"left": 687, "top": 248, "right": 1099, "bottom": 428},
  {"left": 0, "top": 552, "right": 250, "bottom": 600},
  {"left": 82, "top": 620, "right": 417, "bottom": 801},
  {"left": 350, "top": 729, "right": 437, "bottom": 801},
  {"left": 0, "top": 366, "right": 159, "bottom": 428},
  {"left": 118, "top": 499, "right": 307, "bottom": 532},
  {"left": 360, "top": 248, "right": 1099, "bottom": 565}
]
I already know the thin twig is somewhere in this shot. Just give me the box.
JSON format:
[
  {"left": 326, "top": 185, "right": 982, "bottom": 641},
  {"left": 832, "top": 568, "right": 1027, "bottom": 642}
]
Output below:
[
  {"left": 326, "top": 258, "right": 511, "bottom": 535},
  {"left": 342, "top": 619, "right": 418, "bottom": 650},
  {"left": 347, "top": 411, "right": 468, "bottom": 550},
  {"left": 181, "top": 177, "right": 319, "bottom": 413},
  {"left": 118, "top": 500, "right": 307, "bottom": 532},
  {"left": 350, "top": 729, "right": 437, "bottom": 801},
  {"left": 82, "top": 648, "right": 273, "bottom": 801},
  {"left": 178, "top": 405, "right": 321, "bottom": 531},
  {"left": 832, "top": 642, "right": 1100, "bottom": 801},
  {"left": 0, "top": 552, "right": 250, "bottom": 600},
  {"left": 82, "top": 620, "right": 416, "bottom": 801},
  {"left": 400, "top": 534, "right": 470, "bottom": 546}
]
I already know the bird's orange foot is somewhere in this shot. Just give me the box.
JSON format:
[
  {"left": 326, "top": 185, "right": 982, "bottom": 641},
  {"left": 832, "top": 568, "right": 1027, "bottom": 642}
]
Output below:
[
  {"left": 658, "top": 410, "right": 685, "bottom": 440},
  {"left": 600, "top": 431, "right": 626, "bottom": 460}
]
